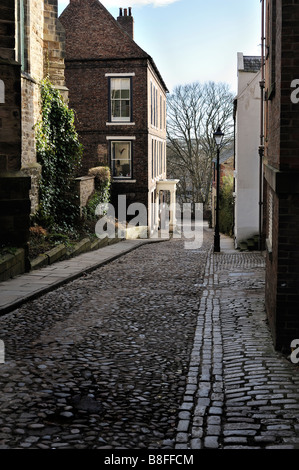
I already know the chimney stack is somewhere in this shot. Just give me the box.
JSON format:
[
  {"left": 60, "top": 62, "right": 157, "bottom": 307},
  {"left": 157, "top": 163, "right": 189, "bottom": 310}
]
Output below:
[{"left": 117, "top": 6, "right": 134, "bottom": 40}]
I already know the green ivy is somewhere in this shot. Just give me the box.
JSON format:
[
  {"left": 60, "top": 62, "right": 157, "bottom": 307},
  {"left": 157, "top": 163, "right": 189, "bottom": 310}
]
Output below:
[
  {"left": 83, "top": 179, "right": 111, "bottom": 222},
  {"left": 35, "top": 78, "right": 83, "bottom": 234},
  {"left": 219, "top": 174, "right": 234, "bottom": 237}
]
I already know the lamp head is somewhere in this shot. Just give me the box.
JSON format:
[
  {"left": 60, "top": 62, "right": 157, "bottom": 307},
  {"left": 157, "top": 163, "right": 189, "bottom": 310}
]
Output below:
[{"left": 213, "top": 126, "right": 224, "bottom": 147}]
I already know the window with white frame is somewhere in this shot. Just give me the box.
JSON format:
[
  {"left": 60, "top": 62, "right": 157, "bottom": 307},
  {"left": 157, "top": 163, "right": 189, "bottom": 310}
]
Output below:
[
  {"left": 16, "top": 0, "right": 27, "bottom": 72},
  {"left": 111, "top": 141, "right": 132, "bottom": 178},
  {"left": 0, "top": 80, "right": 4, "bottom": 104},
  {"left": 268, "top": 190, "right": 273, "bottom": 249},
  {"left": 110, "top": 78, "right": 131, "bottom": 122},
  {"left": 151, "top": 82, "right": 153, "bottom": 126}
]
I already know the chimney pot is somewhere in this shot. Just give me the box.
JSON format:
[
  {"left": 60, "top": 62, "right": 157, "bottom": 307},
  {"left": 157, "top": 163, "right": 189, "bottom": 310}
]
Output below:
[{"left": 117, "top": 6, "right": 134, "bottom": 39}]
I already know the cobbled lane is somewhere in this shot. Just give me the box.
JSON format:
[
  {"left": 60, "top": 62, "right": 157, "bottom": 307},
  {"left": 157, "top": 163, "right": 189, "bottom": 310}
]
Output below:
[
  {"left": 0, "top": 232, "right": 212, "bottom": 449},
  {"left": 1, "top": 227, "right": 299, "bottom": 451}
]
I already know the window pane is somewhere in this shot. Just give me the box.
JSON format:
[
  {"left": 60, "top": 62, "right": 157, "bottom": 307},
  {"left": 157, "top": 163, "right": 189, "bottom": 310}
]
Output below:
[
  {"left": 121, "top": 78, "right": 130, "bottom": 90},
  {"left": 111, "top": 79, "right": 122, "bottom": 90},
  {"left": 121, "top": 89, "right": 130, "bottom": 99},
  {"left": 121, "top": 100, "right": 130, "bottom": 118},
  {"left": 111, "top": 142, "right": 131, "bottom": 177},
  {"left": 112, "top": 100, "right": 121, "bottom": 118},
  {"left": 111, "top": 89, "right": 121, "bottom": 99},
  {"left": 113, "top": 159, "right": 131, "bottom": 177}
]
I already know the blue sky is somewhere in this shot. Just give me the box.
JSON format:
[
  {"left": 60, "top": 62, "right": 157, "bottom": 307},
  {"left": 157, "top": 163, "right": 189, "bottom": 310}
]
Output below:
[{"left": 58, "top": 0, "right": 262, "bottom": 95}]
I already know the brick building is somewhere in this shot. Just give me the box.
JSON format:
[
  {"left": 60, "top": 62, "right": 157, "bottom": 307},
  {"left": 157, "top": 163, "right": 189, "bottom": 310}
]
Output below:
[
  {"left": 60, "top": 0, "right": 178, "bottom": 233},
  {"left": 263, "top": 0, "right": 299, "bottom": 351}
]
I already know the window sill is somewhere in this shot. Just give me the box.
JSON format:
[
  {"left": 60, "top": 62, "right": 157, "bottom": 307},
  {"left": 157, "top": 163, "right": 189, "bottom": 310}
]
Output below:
[
  {"left": 106, "top": 122, "right": 135, "bottom": 126},
  {"left": 113, "top": 179, "right": 136, "bottom": 183}
]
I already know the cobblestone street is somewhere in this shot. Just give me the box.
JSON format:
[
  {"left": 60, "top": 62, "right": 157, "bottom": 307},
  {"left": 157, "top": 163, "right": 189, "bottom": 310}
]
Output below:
[{"left": 0, "top": 227, "right": 299, "bottom": 453}]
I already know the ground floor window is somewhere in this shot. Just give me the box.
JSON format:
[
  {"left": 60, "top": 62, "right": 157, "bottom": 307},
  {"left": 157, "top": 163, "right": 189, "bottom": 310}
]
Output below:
[{"left": 111, "top": 141, "right": 132, "bottom": 178}]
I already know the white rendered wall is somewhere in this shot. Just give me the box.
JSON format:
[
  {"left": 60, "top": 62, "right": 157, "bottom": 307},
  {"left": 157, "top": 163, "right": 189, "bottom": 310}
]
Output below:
[{"left": 234, "top": 57, "right": 261, "bottom": 246}]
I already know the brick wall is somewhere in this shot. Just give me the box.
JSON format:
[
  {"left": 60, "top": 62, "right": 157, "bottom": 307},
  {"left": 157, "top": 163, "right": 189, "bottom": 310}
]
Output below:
[
  {"left": 61, "top": 0, "right": 148, "bottom": 61},
  {"left": 64, "top": 59, "right": 149, "bottom": 174},
  {"left": 264, "top": 0, "right": 299, "bottom": 351}
]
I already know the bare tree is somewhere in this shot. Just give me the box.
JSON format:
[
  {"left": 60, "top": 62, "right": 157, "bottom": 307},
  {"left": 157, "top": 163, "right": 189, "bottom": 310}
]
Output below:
[{"left": 167, "top": 81, "right": 234, "bottom": 209}]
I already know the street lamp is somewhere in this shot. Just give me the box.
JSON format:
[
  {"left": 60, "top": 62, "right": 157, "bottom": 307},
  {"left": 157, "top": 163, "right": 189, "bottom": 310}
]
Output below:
[{"left": 213, "top": 126, "right": 224, "bottom": 253}]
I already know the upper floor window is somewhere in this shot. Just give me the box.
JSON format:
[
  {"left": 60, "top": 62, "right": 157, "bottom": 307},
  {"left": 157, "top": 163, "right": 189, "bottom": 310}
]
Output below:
[{"left": 110, "top": 78, "right": 131, "bottom": 122}]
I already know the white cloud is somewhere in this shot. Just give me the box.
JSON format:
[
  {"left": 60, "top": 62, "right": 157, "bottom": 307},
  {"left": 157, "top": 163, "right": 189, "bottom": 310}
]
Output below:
[
  {"left": 102, "top": 0, "right": 180, "bottom": 5},
  {"left": 59, "top": 0, "right": 180, "bottom": 13}
]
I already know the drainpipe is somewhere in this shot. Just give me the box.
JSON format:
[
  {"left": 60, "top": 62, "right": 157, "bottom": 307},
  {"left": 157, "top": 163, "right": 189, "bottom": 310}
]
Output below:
[
  {"left": 259, "top": 0, "right": 265, "bottom": 251},
  {"left": 233, "top": 99, "right": 237, "bottom": 242}
]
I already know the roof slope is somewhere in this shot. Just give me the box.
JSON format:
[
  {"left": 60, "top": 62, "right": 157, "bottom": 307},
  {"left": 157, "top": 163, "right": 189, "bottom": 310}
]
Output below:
[
  {"left": 59, "top": 0, "right": 168, "bottom": 91},
  {"left": 243, "top": 56, "right": 261, "bottom": 73},
  {"left": 60, "top": 0, "right": 148, "bottom": 59}
]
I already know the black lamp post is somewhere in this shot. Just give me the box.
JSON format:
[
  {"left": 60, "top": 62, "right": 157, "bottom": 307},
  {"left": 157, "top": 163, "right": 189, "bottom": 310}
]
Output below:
[{"left": 213, "top": 126, "right": 224, "bottom": 253}]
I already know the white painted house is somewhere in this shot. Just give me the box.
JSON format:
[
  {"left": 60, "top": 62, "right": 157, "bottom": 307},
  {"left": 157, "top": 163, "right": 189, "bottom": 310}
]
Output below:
[{"left": 234, "top": 53, "right": 261, "bottom": 248}]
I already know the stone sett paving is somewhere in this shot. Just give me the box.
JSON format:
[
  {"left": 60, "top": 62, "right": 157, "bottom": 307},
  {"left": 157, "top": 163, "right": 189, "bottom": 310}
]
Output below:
[
  {"left": 175, "top": 245, "right": 299, "bottom": 450},
  {"left": 1, "top": 228, "right": 299, "bottom": 452},
  {"left": 0, "top": 232, "right": 212, "bottom": 450}
]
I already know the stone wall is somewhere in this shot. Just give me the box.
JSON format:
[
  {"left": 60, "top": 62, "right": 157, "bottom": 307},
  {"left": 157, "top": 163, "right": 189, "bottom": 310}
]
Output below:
[
  {"left": 19, "top": 0, "right": 68, "bottom": 215},
  {"left": 75, "top": 175, "right": 95, "bottom": 215},
  {"left": 21, "top": 75, "right": 40, "bottom": 168},
  {"left": 21, "top": 163, "right": 42, "bottom": 215},
  {"left": 43, "top": 0, "right": 68, "bottom": 97},
  {"left": 0, "top": 0, "right": 31, "bottom": 255}
]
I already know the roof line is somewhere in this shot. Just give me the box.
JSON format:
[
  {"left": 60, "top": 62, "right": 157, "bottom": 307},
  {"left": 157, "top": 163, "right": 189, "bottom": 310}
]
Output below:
[{"left": 59, "top": 0, "right": 168, "bottom": 92}]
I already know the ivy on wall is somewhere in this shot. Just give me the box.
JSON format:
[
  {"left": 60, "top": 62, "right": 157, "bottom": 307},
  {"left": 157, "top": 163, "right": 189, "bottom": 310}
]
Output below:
[
  {"left": 84, "top": 166, "right": 111, "bottom": 220},
  {"left": 219, "top": 174, "right": 234, "bottom": 237},
  {"left": 35, "top": 78, "right": 83, "bottom": 233}
]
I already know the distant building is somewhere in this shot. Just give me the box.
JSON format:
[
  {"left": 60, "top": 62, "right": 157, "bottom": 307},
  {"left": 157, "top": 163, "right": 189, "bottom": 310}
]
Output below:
[
  {"left": 263, "top": 0, "right": 299, "bottom": 351},
  {"left": 60, "top": 0, "right": 178, "bottom": 233},
  {"left": 233, "top": 53, "right": 261, "bottom": 248}
]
